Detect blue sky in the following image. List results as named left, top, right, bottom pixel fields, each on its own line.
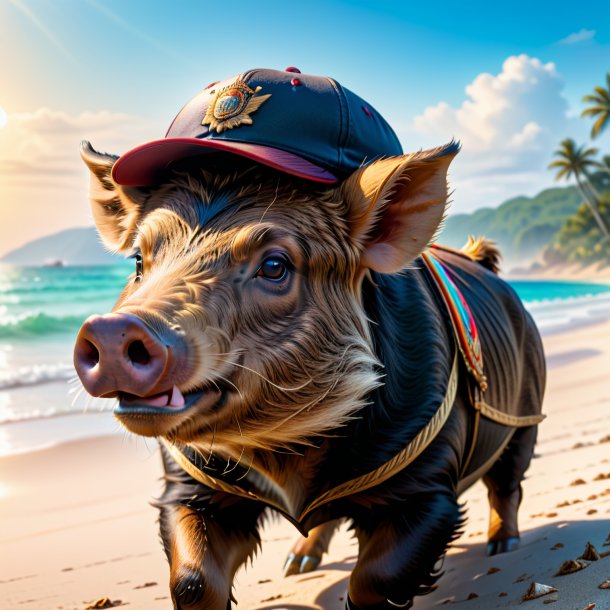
left=2, top=0, right=607, bottom=116
left=0, top=0, right=609, bottom=254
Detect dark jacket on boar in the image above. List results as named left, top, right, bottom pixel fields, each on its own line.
left=75, top=70, right=545, bottom=610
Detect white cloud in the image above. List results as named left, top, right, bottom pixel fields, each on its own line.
left=407, top=54, right=588, bottom=212
left=0, top=108, right=155, bottom=185
left=559, top=28, right=596, bottom=45
left=0, top=108, right=158, bottom=255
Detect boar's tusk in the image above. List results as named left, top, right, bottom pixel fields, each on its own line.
left=170, top=385, right=186, bottom=408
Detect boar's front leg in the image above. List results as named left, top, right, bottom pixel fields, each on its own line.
left=159, top=501, right=263, bottom=610
left=156, top=449, right=264, bottom=609
left=347, top=491, right=461, bottom=609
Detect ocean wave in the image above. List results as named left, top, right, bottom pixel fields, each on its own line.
left=0, top=403, right=114, bottom=425
left=525, top=289, right=610, bottom=312
left=0, top=312, right=85, bottom=338
left=512, top=280, right=610, bottom=305
left=0, top=362, right=75, bottom=391
left=525, top=290, right=610, bottom=334
left=0, top=281, right=124, bottom=296
left=0, top=289, right=120, bottom=306
left=0, top=266, right=129, bottom=297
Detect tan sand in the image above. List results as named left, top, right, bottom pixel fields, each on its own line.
left=1, top=319, right=610, bottom=610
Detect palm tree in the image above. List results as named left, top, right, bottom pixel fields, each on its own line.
left=548, top=138, right=609, bottom=237
left=581, top=74, right=610, bottom=139
left=597, top=154, right=610, bottom=174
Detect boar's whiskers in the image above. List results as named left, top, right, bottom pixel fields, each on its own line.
left=222, top=414, right=247, bottom=475
left=67, top=374, right=81, bottom=389
left=68, top=376, right=100, bottom=413
left=187, top=410, right=218, bottom=465
left=212, top=372, right=245, bottom=401
left=227, top=360, right=314, bottom=393
left=204, top=373, right=253, bottom=472
left=205, top=373, right=252, bottom=454
left=203, top=423, right=217, bottom=464
left=257, top=180, right=281, bottom=224
left=264, top=375, right=341, bottom=435
left=257, top=342, right=359, bottom=434
left=235, top=452, right=255, bottom=482
left=196, top=344, right=311, bottom=394
left=68, top=377, right=86, bottom=407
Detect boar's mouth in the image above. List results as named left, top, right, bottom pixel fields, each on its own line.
left=114, top=385, right=224, bottom=417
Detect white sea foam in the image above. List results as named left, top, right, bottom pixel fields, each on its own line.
left=525, top=289, right=610, bottom=335
left=0, top=362, right=75, bottom=391
left=0, top=377, right=115, bottom=425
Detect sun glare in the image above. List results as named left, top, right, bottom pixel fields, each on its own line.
left=0, top=107, right=7, bottom=129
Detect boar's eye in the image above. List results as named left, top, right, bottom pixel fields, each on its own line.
left=134, top=252, right=144, bottom=282
left=255, top=256, right=290, bottom=282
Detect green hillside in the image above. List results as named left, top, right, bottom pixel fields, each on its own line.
left=439, top=171, right=610, bottom=267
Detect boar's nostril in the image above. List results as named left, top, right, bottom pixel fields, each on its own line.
left=80, top=339, right=100, bottom=368
left=127, top=339, right=151, bottom=366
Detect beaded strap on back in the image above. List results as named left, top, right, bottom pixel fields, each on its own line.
left=421, top=250, right=488, bottom=392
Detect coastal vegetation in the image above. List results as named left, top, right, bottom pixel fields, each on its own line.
left=440, top=183, right=585, bottom=265
left=546, top=73, right=610, bottom=266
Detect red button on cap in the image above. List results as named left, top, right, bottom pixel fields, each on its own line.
left=285, top=66, right=301, bottom=73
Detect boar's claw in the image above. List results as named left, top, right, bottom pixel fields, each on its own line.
left=486, top=536, right=520, bottom=556
left=283, top=552, right=321, bottom=576
left=283, top=552, right=300, bottom=576
left=299, top=555, right=322, bottom=573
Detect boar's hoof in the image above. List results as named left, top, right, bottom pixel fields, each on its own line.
left=171, top=567, right=206, bottom=608
left=283, top=552, right=321, bottom=576
left=486, top=536, right=520, bottom=556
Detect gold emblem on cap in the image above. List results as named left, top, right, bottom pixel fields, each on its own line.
left=202, top=81, right=271, bottom=133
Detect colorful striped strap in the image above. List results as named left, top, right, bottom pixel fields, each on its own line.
left=421, top=250, right=488, bottom=392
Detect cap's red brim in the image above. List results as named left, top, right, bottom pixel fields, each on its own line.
left=111, top=138, right=338, bottom=186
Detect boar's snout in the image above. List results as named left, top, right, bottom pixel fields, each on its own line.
left=74, top=312, right=176, bottom=398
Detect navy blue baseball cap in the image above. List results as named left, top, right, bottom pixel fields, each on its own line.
left=111, top=67, right=403, bottom=187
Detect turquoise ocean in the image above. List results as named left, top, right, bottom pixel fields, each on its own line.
left=0, top=263, right=609, bottom=456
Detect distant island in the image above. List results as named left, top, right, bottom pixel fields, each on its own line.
left=1, top=227, right=124, bottom=266
left=3, top=172, right=609, bottom=270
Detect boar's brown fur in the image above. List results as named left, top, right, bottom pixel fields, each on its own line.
left=76, top=141, right=545, bottom=610
left=80, top=144, right=453, bottom=459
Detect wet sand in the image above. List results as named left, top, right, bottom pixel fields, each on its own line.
left=1, top=318, right=609, bottom=609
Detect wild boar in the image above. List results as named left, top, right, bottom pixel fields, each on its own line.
left=74, top=68, right=545, bottom=610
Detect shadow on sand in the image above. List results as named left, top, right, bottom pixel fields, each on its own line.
left=252, top=519, right=610, bottom=609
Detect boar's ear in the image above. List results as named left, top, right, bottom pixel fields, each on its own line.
left=80, top=141, right=149, bottom=254
left=342, top=141, right=459, bottom=274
